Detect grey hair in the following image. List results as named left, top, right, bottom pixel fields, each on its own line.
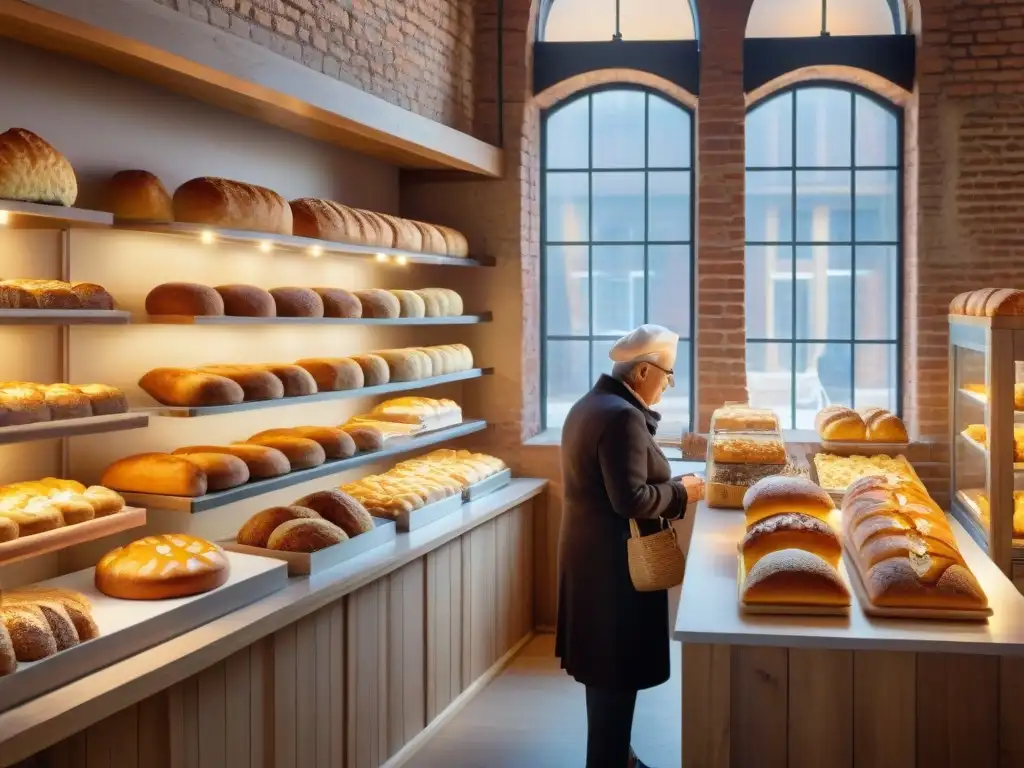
left=611, top=361, right=642, bottom=383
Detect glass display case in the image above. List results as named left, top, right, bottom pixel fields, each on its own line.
left=948, top=313, right=1024, bottom=576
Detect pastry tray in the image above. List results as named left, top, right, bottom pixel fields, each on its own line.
left=0, top=551, right=287, bottom=713
left=841, top=543, right=993, bottom=621
left=394, top=492, right=464, bottom=532
left=959, top=431, right=1024, bottom=471
left=221, top=517, right=396, bottom=576
left=808, top=453, right=923, bottom=505
left=736, top=555, right=851, bottom=617
left=463, top=469, right=512, bottom=502
left=819, top=440, right=911, bottom=456
left=0, top=507, right=147, bottom=567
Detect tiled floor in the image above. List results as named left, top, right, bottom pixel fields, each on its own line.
left=407, top=634, right=681, bottom=768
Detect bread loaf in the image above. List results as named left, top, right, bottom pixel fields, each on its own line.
left=241, top=436, right=326, bottom=470
left=4, top=588, right=99, bottom=642
left=78, top=384, right=129, bottom=415
left=0, top=128, right=77, bottom=206
left=0, top=499, right=62, bottom=536
left=376, top=213, right=422, bottom=251
left=107, top=170, right=173, bottom=221
left=237, top=505, right=321, bottom=548
left=0, top=280, right=73, bottom=310
left=354, top=289, right=401, bottom=319
left=741, top=549, right=850, bottom=606
left=349, top=354, right=390, bottom=386
left=981, top=288, right=1024, bottom=317
left=96, top=534, right=230, bottom=600
left=342, top=424, right=385, bottom=452
left=417, top=347, right=445, bottom=375
left=313, top=287, right=362, bottom=318
left=409, top=221, right=447, bottom=254
left=859, top=407, right=908, bottom=442
left=350, top=209, right=391, bottom=247
left=139, top=368, right=245, bottom=407
left=71, top=282, right=114, bottom=310
left=46, top=492, right=94, bottom=525
left=415, top=288, right=444, bottom=317
left=257, top=363, right=318, bottom=397
left=949, top=291, right=972, bottom=316
left=290, top=198, right=364, bottom=243
left=0, top=516, right=17, bottom=543
left=174, top=177, right=292, bottom=236
left=250, top=427, right=356, bottom=460
left=1, top=604, right=59, bottom=661
left=292, top=489, right=373, bottom=537
left=743, top=476, right=835, bottom=527
left=0, top=386, right=50, bottom=426
left=375, top=349, right=429, bottom=382
left=176, top=452, right=250, bottom=490
left=440, top=288, right=464, bottom=315
left=42, top=385, right=92, bottom=420
left=435, top=225, right=469, bottom=257
left=173, top=444, right=291, bottom=479
left=741, top=513, right=841, bottom=572
left=270, top=287, right=324, bottom=318
left=268, top=518, right=347, bottom=552
left=295, top=358, right=365, bottom=391
left=146, top=283, right=225, bottom=316
left=214, top=285, right=277, bottom=317
left=197, top=365, right=285, bottom=402
left=389, top=290, right=426, bottom=318
left=816, top=406, right=867, bottom=441
left=0, top=622, right=14, bottom=676
left=101, top=453, right=209, bottom=497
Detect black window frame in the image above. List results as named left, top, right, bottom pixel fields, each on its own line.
left=540, top=83, right=697, bottom=432
left=743, top=81, right=905, bottom=429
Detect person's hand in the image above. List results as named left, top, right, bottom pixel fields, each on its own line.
left=681, top=474, right=704, bottom=502
left=680, top=431, right=707, bottom=461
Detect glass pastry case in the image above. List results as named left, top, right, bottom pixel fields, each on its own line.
left=948, top=313, right=1024, bottom=577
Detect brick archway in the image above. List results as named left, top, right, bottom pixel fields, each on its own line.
left=535, top=68, right=697, bottom=111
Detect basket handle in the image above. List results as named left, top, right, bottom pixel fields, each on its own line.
left=629, top=517, right=671, bottom=539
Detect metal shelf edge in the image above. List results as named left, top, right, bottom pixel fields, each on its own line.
left=140, top=312, right=492, bottom=326
left=0, top=413, right=150, bottom=445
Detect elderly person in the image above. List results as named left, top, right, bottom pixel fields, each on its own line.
left=555, top=324, right=695, bottom=768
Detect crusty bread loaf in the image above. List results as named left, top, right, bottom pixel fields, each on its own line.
left=237, top=505, right=321, bottom=548
left=0, top=500, right=62, bottom=536
left=294, top=358, right=365, bottom=391
left=349, top=354, right=390, bottom=386
left=741, top=548, right=850, bottom=606
left=174, top=177, right=292, bottom=235
left=71, top=282, right=114, bottom=310
left=257, top=363, right=318, bottom=397
left=101, top=453, right=209, bottom=496
left=139, top=368, right=245, bottom=407
left=268, top=518, right=347, bottom=552
left=435, top=225, right=469, bottom=257
left=0, top=128, right=77, bottom=206
left=41, top=385, right=92, bottom=420
left=0, top=279, right=76, bottom=310
left=350, top=208, right=391, bottom=247
left=0, top=386, right=50, bottom=426
left=313, top=287, right=362, bottom=318
left=249, top=426, right=356, bottom=460
left=241, top=436, right=326, bottom=470
left=859, top=407, right=908, bottom=442
left=375, top=349, right=429, bottom=382
left=816, top=406, right=867, bottom=441
left=390, top=290, right=426, bottom=318
left=175, top=452, right=250, bottom=491
left=1, top=588, right=98, bottom=664
left=292, top=489, right=373, bottom=537
left=1, top=604, right=59, bottom=661
left=145, top=283, right=225, bottom=316
left=354, top=289, right=401, bottom=319
left=77, top=383, right=129, bottom=415
left=5, top=589, right=98, bottom=642
left=949, top=291, right=972, bottom=316
left=270, top=287, right=324, bottom=318
left=966, top=288, right=1001, bottom=316
left=741, top=513, right=841, bottom=572
left=375, top=213, right=422, bottom=251
left=0, top=621, right=14, bottom=675
left=743, top=476, right=835, bottom=527
left=82, top=486, right=126, bottom=517
left=290, top=198, right=364, bottom=243
left=107, top=170, right=173, bottom=221
left=96, top=534, right=230, bottom=600
left=342, top=424, right=386, bottom=452
left=173, top=444, right=291, bottom=479
left=214, top=284, right=277, bottom=317
left=197, top=365, right=285, bottom=402
left=863, top=557, right=987, bottom=610
left=409, top=221, right=447, bottom=254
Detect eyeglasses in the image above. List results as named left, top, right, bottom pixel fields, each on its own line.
left=649, top=363, right=675, bottom=388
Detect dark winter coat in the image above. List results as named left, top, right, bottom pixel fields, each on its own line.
left=554, top=375, right=685, bottom=691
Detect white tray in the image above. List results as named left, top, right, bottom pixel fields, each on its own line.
left=463, top=469, right=512, bottom=502
left=221, top=517, right=396, bottom=575
left=0, top=551, right=287, bottom=712
left=736, top=555, right=851, bottom=617
left=394, top=493, right=463, bottom=532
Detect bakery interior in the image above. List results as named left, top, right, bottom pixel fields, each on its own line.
left=2, top=0, right=1024, bottom=766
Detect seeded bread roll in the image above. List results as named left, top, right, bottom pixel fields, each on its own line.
left=71, top=282, right=114, bottom=311
left=268, top=518, right=347, bottom=552
left=0, top=604, right=59, bottom=661
left=349, top=354, right=390, bottom=386
left=197, top=365, right=284, bottom=402
left=409, top=221, right=447, bottom=254
left=743, top=476, right=836, bottom=527
left=145, top=283, right=225, bottom=316
left=354, top=289, right=401, bottom=319
left=0, top=622, right=13, bottom=676
left=4, top=588, right=99, bottom=641
left=241, top=436, right=326, bottom=470
left=270, top=287, right=324, bottom=318
left=0, top=128, right=77, bottom=206
left=173, top=444, right=291, bottom=479
left=237, top=505, right=322, bottom=548
left=101, top=453, right=209, bottom=496
left=257, top=363, right=319, bottom=397
left=139, top=368, right=244, bottom=407
left=741, top=549, right=850, bottom=606
left=389, top=290, right=426, bottom=318
left=295, top=358, right=365, bottom=391
left=313, top=287, right=362, bottom=318
left=741, top=513, right=842, bottom=572
left=107, top=169, right=173, bottom=221
left=173, top=177, right=292, bottom=236
left=292, top=489, right=374, bottom=537
left=342, top=424, right=385, bottom=452
left=214, top=284, right=277, bottom=317
left=250, top=426, right=356, bottom=460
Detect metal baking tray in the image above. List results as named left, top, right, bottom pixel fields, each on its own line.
left=463, top=469, right=512, bottom=502
left=394, top=492, right=464, bottom=532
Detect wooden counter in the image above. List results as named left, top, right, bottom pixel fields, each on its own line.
left=1, top=479, right=546, bottom=768
left=675, top=501, right=1024, bottom=768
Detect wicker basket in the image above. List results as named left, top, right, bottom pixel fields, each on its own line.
left=627, top=518, right=685, bottom=592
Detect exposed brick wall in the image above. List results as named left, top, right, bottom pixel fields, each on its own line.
left=161, top=0, right=477, bottom=134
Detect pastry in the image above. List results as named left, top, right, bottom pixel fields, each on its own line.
left=292, top=489, right=373, bottom=537
left=267, top=518, right=347, bottom=552
left=95, top=534, right=231, bottom=600
left=0, top=128, right=77, bottom=206
left=313, top=287, right=362, bottom=318
left=354, top=289, right=401, bottom=319
left=241, top=436, right=326, bottom=470
left=172, top=444, right=291, bottom=479
left=145, top=283, right=226, bottom=316
left=106, top=170, right=173, bottom=221
left=741, top=512, right=842, bottom=572
left=197, top=365, right=285, bottom=401
left=236, top=505, right=321, bottom=548
left=45, top=491, right=95, bottom=525
left=173, top=177, right=293, bottom=236
left=249, top=426, right=356, bottom=460
left=743, top=476, right=835, bottom=527
left=100, top=453, right=209, bottom=497
left=294, top=357, right=365, bottom=391
left=214, top=285, right=277, bottom=317
left=269, top=287, right=324, bottom=318
left=139, top=368, right=245, bottom=407
left=176, top=452, right=250, bottom=491
left=741, top=549, right=850, bottom=607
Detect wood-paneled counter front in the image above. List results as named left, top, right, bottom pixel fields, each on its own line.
left=676, top=501, right=1024, bottom=768
left=1, top=479, right=546, bottom=768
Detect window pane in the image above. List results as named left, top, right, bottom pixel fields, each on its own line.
left=796, top=88, right=852, bottom=168
left=592, top=90, right=646, bottom=169
left=649, top=172, right=691, bottom=241
left=746, top=245, right=793, bottom=339
left=746, top=342, right=795, bottom=429
left=855, top=246, right=898, bottom=340
left=546, top=97, right=589, bottom=170
left=654, top=340, right=692, bottom=435
left=592, top=172, right=645, bottom=241
left=746, top=0, right=897, bottom=37
left=795, top=245, right=852, bottom=340
left=855, top=170, right=899, bottom=241
left=747, top=171, right=793, bottom=242
left=747, top=93, right=793, bottom=167
left=592, top=339, right=615, bottom=380
left=855, top=343, right=898, bottom=412
left=796, top=170, right=852, bottom=242
left=546, top=340, right=591, bottom=428
left=620, top=0, right=696, bottom=41
left=812, top=342, right=853, bottom=421
left=546, top=172, right=589, bottom=242
left=592, top=245, right=645, bottom=335
left=648, top=94, right=691, bottom=168
left=855, top=95, right=898, bottom=167
left=545, top=245, right=589, bottom=336
left=648, top=245, right=692, bottom=336
left=543, top=0, right=616, bottom=41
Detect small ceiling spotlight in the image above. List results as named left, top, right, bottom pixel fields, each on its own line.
left=309, top=245, right=323, bottom=258
left=0, top=211, right=9, bottom=226
left=259, top=240, right=273, bottom=253
left=200, top=230, right=215, bottom=245
left=375, top=253, right=389, bottom=263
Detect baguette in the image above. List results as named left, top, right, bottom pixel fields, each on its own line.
left=173, top=177, right=292, bottom=236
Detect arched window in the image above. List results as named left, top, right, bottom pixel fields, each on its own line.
left=541, top=0, right=697, bottom=42
left=744, top=85, right=902, bottom=429
left=543, top=87, right=695, bottom=432
left=746, top=0, right=904, bottom=38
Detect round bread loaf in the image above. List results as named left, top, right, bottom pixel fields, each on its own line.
left=270, top=287, right=324, bottom=318
left=0, top=516, right=17, bottom=542
left=177, top=452, right=250, bottom=491
left=173, top=444, right=291, bottom=479
left=145, top=283, right=225, bottom=317
left=342, top=425, right=385, bottom=452
left=349, top=354, right=390, bottom=387
left=258, top=363, right=318, bottom=397
left=743, top=476, right=835, bottom=527
left=294, top=358, right=365, bottom=391
left=267, top=518, right=347, bottom=553
left=389, top=290, right=426, bottom=318
left=107, top=170, right=173, bottom=221
left=0, top=604, right=59, bottom=661
left=292, top=489, right=373, bottom=537
left=95, top=534, right=230, bottom=600
left=741, top=513, right=841, bottom=572
left=237, top=505, right=321, bottom=548
left=240, top=436, right=326, bottom=470
left=742, top=548, right=849, bottom=606
left=354, top=289, right=401, bottom=319
left=101, top=453, right=209, bottom=497
left=138, top=368, right=244, bottom=407
left=214, top=284, right=277, bottom=317
left=198, top=366, right=285, bottom=402
left=313, top=287, right=362, bottom=319
left=250, top=427, right=356, bottom=460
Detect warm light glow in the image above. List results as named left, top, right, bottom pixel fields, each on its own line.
left=543, top=0, right=696, bottom=42
left=259, top=240, right=273, bottom=253
left=746, top=0, right=897, bottom=37
left=375, top=253, right=389, bottom=263
left=309, top=245, right=323, bottom=258
left=200, top=230, right=215, bottom=244
left=396, top=255, right=408, bottom=266
left=0, top=210, right=8, bottom=225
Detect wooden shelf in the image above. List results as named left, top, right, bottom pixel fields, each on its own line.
left=143, top=312, right=492, bottom=326
left=958, top=431, right=1024, bottom=472
left=958, top=387, right=1024, bottom=421
left=0, top=199, right=112, bottom=229
left=114, top=220, right=493, bottom=267
left=145, top=368, right=492, bottom=418
left=119, top=419, right=488, bottom=513
left=0, top=309, right=130, bottom=325
left=0, top=507, right=145, bottom=567
left=0, top=412, right=149, bottom=445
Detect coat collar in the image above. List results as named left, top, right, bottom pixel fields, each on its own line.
left=593, top=375, right=662, bottom=435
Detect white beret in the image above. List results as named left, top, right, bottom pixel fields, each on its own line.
left=608, top=324, right=679, bottom=370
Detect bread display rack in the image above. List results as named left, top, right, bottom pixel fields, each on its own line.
left=0, top=199, right=112, bottom=229
left=0, top=506, right=145, bottom=567
left=144, top=311, right=492, bottom=327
